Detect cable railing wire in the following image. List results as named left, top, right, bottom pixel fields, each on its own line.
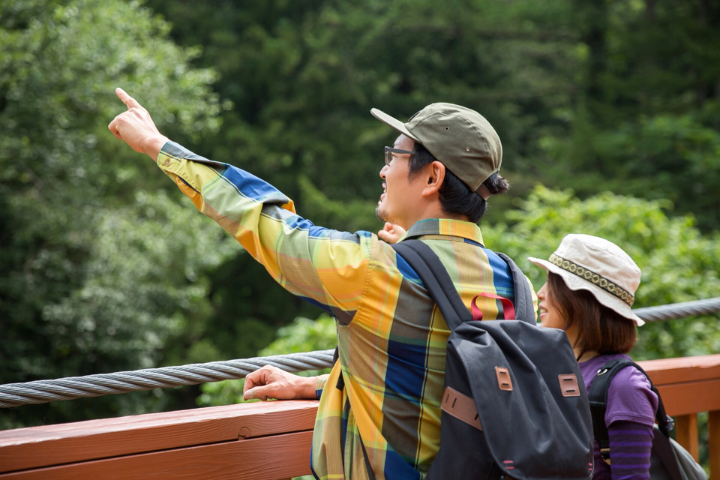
left=0, top=350, right=335, bottom=408
left=1, top=297, right=719, bottom=409
left=632, top=297, right=720, bottom=323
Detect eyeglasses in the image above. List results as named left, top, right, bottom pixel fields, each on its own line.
left=384, top=146, right=414, bottom=166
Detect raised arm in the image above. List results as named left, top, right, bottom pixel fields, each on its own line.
left=109, top=89, right=372, bottom=321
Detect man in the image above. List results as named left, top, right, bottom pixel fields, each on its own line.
left=109, top=89, right=535, bottom=480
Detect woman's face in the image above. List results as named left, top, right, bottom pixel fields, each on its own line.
left=537, top=282, right=566, bottom=330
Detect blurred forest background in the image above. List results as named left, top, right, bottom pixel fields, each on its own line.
left=1, top=0, right=719, bottom=455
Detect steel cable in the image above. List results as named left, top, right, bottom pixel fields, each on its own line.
left=0, top=349, right=335, bottom=408
left=633, top=297, right=720, bottom=323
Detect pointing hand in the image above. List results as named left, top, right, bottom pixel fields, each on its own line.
left=108, top=88, right=168, bottom=159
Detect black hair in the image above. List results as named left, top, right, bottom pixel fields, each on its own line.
left=408, top=142, right=509, bottom=223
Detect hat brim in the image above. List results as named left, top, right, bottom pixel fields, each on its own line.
left=528, top=256, right=645, bottom=326
left=370, top=108, right=420, bottom=142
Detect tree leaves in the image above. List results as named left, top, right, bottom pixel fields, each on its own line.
left=0, top=0, right=222, bottom=427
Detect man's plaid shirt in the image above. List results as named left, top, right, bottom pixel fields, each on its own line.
left=156, top=142, right=537, bottom=480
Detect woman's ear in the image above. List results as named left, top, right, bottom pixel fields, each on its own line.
left=422, top=161, right=445, bottom=197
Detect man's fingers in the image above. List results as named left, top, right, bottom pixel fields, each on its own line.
left=244, top=366, right=276, bottom=394
left=116, top=87, right=142, bottom=110
left=108, top=118, right=122, bottom=139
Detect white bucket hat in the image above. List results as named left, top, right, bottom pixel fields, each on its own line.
left=528, top=234, right=644, bottom=326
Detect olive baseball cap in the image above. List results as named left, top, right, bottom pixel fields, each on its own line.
left=371, top=103, right=502, bottom=199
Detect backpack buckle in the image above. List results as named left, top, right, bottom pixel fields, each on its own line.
left=665, top=415, right=675, bottom=431
left=600, top=447, right=611, bottom=465
left=558, top=374, right=580, bottom=397
left=495, top=367, right=513, bottom=391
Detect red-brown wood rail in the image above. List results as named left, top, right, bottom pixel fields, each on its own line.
left=639, top=353, right=720, bottom=475
left=0, top=400, right=318, bottom=479
left=0, top=354, right=718, bottom=479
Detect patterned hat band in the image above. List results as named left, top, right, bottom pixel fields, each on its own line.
left=548, top=254, right=635, bottom=307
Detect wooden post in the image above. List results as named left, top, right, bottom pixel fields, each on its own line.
left=709, top=410, right=720, bottom=478
left=675, top=414, right=699, bottom=462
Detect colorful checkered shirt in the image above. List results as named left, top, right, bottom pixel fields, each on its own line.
left=156, top=142, right=537, bottom=480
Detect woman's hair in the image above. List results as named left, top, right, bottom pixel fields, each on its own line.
left=547, top=272, right=637, bottom=359
left=408, top=142, right=509, bottom=223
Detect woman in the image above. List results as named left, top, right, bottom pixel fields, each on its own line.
left=528, top=234, right=657, bottom=480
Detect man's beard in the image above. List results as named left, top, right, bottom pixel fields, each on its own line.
left=376, top=205, right=389, bottom=223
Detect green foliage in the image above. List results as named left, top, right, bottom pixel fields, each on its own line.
left=0, top=0, right=223, bottom=427
left=542, top=0, right=720, bottom=230
left=41, top=191, right=235, bottom=375
left=297, top=176, right=378, bottom=234
left=260, top=314, right=337, bottom=356
left=147, top=0, right=577, bottom=197
left=542, top=106, right=720, bottom=231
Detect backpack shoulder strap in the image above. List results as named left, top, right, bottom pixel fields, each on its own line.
left=392, top=240, right=471, bottom=331
left=588, top=358, right=677, bottom=474
left=495, top=252, right=536, bottom=324
left=588, top=358, right=633, bottom=463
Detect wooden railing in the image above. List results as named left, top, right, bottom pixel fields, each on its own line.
left=1, top=354, right=719, bottom=479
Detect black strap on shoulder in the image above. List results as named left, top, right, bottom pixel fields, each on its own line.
left=495, top=252, right=536, bottom=324
left=588, top=358, right=677, bottom=477
left=392, top=240, right=471, bottom=331
left=651, top=427, right=684, bottom=480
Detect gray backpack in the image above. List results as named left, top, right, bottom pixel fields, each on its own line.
left=588, top=359, right=707, bottom=480
left=390, top=240, right=594, bottom=480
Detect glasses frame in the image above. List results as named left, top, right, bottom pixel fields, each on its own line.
left=384, top=146, right=414, bottom=166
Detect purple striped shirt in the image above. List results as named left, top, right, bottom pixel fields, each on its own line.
left=579, top=354, right=658, bottom=480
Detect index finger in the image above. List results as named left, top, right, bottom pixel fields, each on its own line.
left=115, top=87, right=142, bottom=110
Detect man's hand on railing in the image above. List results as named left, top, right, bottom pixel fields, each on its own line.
left=243, top=365, right=319, bottom=401
left=108, top=88, right=169, bottom=161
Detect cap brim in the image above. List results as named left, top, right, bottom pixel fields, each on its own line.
left=528, top=256, right=645, bottom=327
left=370, top=108, right=420, bottom=142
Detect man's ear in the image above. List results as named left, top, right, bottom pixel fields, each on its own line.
left=421, top=161, right=445, bottom=197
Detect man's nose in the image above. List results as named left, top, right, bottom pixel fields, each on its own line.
left=379, top=165, right=388, bottom=178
